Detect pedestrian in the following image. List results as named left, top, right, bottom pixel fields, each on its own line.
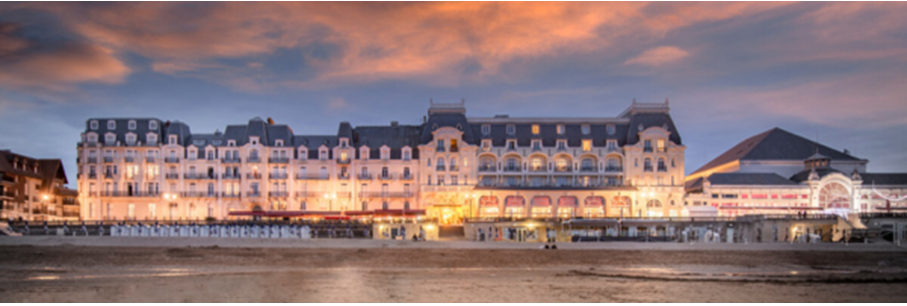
left=551, top=244, right=558, bottom=250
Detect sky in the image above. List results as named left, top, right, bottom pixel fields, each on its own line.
left=1, top=2, right=906, bottom=186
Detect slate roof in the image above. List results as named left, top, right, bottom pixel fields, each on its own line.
left=692, top=127, right=863, bottom=176
left=624, top=112, right=682, bottom=145
left=0, top=150, right=68, bottom=185
left=422, top=113, right=475, bottom=145
left=708, top=173, right=800, bottom=186
left=858, top=173, right=907, bottom=186
left=789, top=168, right=844, bottom=183
left=352, top=125, right=422, bottom=159
left=84, top=118, right=164, bottom=145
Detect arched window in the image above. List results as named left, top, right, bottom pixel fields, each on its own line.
left=556, top=157, right=570, bottom=172
left=530, top=157, right=544, bottom=171
left=581, top=158, right=594, bottom=171
left=644, top=158, right=653, bottom=172
left=449, top=157, right=458, bottom=170
left=647, top=199, right=662, bottom=208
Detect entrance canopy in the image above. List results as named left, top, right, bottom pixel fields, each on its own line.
left=505, top=196, right=525, bottom=207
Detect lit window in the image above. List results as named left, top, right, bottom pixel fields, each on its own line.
left=582, top=140, right=592, bottom=152
left=531, top=125, right=539, bottom=134
left=557, top=124, right=565, bottom=134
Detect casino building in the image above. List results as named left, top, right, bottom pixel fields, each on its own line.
left=76, top=100, right=686, bottom=223
left=684, top=128, right=907, bottom=217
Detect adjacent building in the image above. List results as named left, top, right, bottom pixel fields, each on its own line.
left=77, top=100, right=686, bottom=223
left=0, top=150, right=79, bottom=221
left=685, top=128, right=907, bottom=217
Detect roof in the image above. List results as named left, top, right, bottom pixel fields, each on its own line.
left=0, top=150, right=68, bottom=186
left=708, top=173, right=800, bottom=186
left=859, top=173, right=907, bottom=186
left=789, top=168, right=843, bottom=183
left=692, top=127, right=863, bottom=175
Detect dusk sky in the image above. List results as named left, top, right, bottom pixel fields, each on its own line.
left=1, top=2, right=905, bottom=186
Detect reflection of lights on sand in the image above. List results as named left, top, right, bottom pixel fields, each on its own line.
left=29, top=275, right=60, bottom=280
left=425, top=224, right=434, bottom=230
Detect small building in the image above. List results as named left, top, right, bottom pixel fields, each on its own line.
left=685, top=128, right=907, bottom=217
left=0, top=150, right=79, bottom=221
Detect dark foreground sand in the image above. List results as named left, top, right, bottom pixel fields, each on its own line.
left=1, top=237, right=907, bottom=302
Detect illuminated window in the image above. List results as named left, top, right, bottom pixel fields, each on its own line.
left=582, top=140, right=592, bottom=152
left=531, top=125, right=540, bottom=134
left=557, top=124, right=565, bottom=134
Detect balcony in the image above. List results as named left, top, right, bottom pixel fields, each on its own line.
left=643, top=166, right=653, bottom=172
left=247, top=191, right=261, bottom=197
left=247, top=157, right=261, bottom=163
left=528, top=167, right=546, bottom=173
left=222, top=192, right=241, bottom=198
left=358, top=173, right=373, bottom=180
left=449, top=165, right=459, bottom=171
left=269, top=191, right=288, bottom=197
left=184, top=173, right=214, bottom=180
left=606, top=146, right=621, bottom=153
left=164, top=157, right=180, bottom=163
left=338, top=173, right=350, bottom=180
left=502, top=166, right=521, bottom=172
left=436, top=165, right=446, bottom=171
left=644, top=147, right=653, bottom=153
left=101, top=191, right=159, bottom=197
left=222, top=173, right=240, bottom=180
left=360, top=192, right=412, bottom=198
left=145, top=157, right=156, bottom=163
left=579, top=166, right=597, bottom=173
left=478, top=165, right=496, bottom=172
left=88, top=173, right=97, bottom=179
left=222, top=157, right=241, bottom=163
left=378, top=173, right=393, bottom=180
left=336, top=158, right=351, bottom=164
left=296, top=173, right=329, bottom=180
left=268, top=157, right=289, bottom=163
left=181, top=191, right=203, bottom=197
left=124, top=156, right=135, bottom=163
left=605, top=166, right=623, bottom=172
left=246, top=173, right=262, bottom=179
left=657, top=166, right=667, bottom=172
left=295, top=192, right=320, bottom=198
left=269, top=173, right=288, bottom=179
left=554, top=167, right=573, bottom=173
left=87, top=157, right=98, bottom=163
left=104, top=173, right=114, bottom=179
left=165, top=173, right=179, bottom=179
left=103, top=156, right=114, bottom=163
left=401, top=173, right=413, bottom=180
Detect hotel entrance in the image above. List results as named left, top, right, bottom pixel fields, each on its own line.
left=428, top=204, right=464, bottom=225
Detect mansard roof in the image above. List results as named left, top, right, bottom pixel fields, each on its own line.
left=860, top=173, right=907, bottom=186
left=709, top=172, right=800, bottom=186
left=352, top=125, right=422, bottom=159
left=692, top=127, right=864, bottom=176
left=421, top=112, right=475, bottom=145
left=84, top=118, right=164, bottom=145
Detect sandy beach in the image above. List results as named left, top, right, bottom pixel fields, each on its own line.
left=1, top=236, right=906, bottom=302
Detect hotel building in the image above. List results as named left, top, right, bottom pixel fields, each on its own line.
left=76, top=100, right=686, bottom=223
left=684, top=128, right=907, bottom=217
left=0, top=150, right=79, bottom=221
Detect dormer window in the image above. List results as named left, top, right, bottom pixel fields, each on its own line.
left=192, top=140, right=205, bottom=147
left=506, top=124, right=515, bottom=135
left=531, top=125, right=540, bottom=135
left=227, top=140, right=236, bottom=147
left=125, top=134, right=137, bottom=145
left=105, top=133, right=116, bottom=145
left=557, top=124, right=565, bottom=135
left=657, top=139, right=666, bottom=152
left=402, top=148, right=412, bottom=161
left=299, top=149, right=308, bottom=160
left=606, top=140, right=618, bottom=150
left=147, top=134, right=158, bottom=145
left=107, top=120, right=116, bottom=130
left=556, top=139, right=567, bottom=150
left=607, top=124, right=615, bottom=135
left=90, top=120, right=99, bottom=130
left=531, top=139, right=542, bottom=151
left=87, top=133, right=98, bottom=143
left=481, top=124, right=491, bottom=135
left=380, top=148, right=390, bottom=160
left=169, top=135, right=178, bottom=145
left=481, top=139, right=491, bottom=151
left=582, top=139, right=592, bottom=152
left=128, top=120, right=136, bottom=130
left=340, top=139, right=348, bottom=148
left=360, top=148, right=370, bottom=160
left=581, top=124, right=591, bottom=135
left=643, top=140, right=653, bottom=152
left=275, top=140, right=284, bottom=147
left=149, top=121, right=158, bottom=130
left=319, top=149, right=328, bottom=160
left=506, top=139, right=516, bottom=151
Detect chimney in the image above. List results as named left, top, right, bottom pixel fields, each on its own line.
left=390, top=121, right=398, bottom=127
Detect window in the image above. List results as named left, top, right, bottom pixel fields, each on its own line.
left=105, top=134, right=116, bottom=144
left=582, top=140, right=592, bottom=152
left=128, top=120, right=136, bottom=130
left=340, top=139, right=348, bottom=147
left=481, top=140, right=491, bottom=150
left=643, top=140, right=653, bottom=152
left=437, top=175, right=445, bottom=186
left=380, top=148, right=389, bottom=160
left=125, top=134, right=137, bottom=145
left=581, top=124, right=591, bottom=135
left=169, top=135, right=177, bottom=145
left=403, top=167, right=411, bottom=178
left=436, top=157, right=445, bottom=171
left=671, top=158, right=675, bottom=167
left=149, top=120, right=158, bottom=130
left=531, top=139, right=542, bottom=151
left=193, top=139, right=205, bottom=146
left=607, top=124, right=615, bottom=135
left=506, top=124, right=515, bottom=135
left=107, top=120, right=116, bottom=130
left=481, top=124, right=491, bottom=135
left=87, top=133, right=98, bottom=143
left=147, top=134, right=158, bottom=145
left=90, top=120, right=99, bottom=130
left=451, top=176, right=458, bottom=185
left=275, top=140, right=284, bottom=146
left=530, top=157, right=544, bottom=171
left=436, top=140, right=445, bottom=152
left=556, top=140, right=567, bottom=150
left=657, top=158, right=666, bottom=171
left=657, top=139, right=666, bottom=152
left=402, top=148, right=411, bottom=161
left=556, top=124, right=565, bottom=135
left=644, top=158, right=653, bottom=172
left=450, top=139, right=458, bottom=152
left=506, top=140, right=516, bottom=150
left=531, top=124, right=540, bottom=134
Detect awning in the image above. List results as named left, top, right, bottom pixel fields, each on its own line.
left=718, top=206, right=823, bottom=210
left=228, top=210, right=342, bottom=217
left=479, top=196, right=499, bottom=206
left=583, top=196, right=604, bottom=206
left=505, top=196, right=525, bottom=207
left=228, top=210, right=264, bottom=216
left=531, top=196, right=551, bottom=206
left=372, top=209, right=427, bottom=216
left=558, top=196, right=578, bottom=207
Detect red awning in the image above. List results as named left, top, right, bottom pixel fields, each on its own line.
left=228, top=210, right=265, bottom=216
left=479, top=196, right=499, bottom=206
left=558, top=196, right=578, bottom=207
left=531, top=196, right=551, bottom=206
left=505, top=196, right=525, bottom=207
left=718, top=206, right=823, bottom=210
left=584, top=196, right=604, bottom=206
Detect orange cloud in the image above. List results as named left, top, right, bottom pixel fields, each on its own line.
left=0, top=22, right=130, bottom=93
left=624, top=46, right=689, bottom=66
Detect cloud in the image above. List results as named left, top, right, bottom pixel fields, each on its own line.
left=624, top=46, right=690, bottom=66
left=0, top=22, right=130, bottom=93
left=326, top=97, right=348, bottom=110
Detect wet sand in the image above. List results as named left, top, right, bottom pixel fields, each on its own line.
left=1, top=237, right=907, bottom=302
